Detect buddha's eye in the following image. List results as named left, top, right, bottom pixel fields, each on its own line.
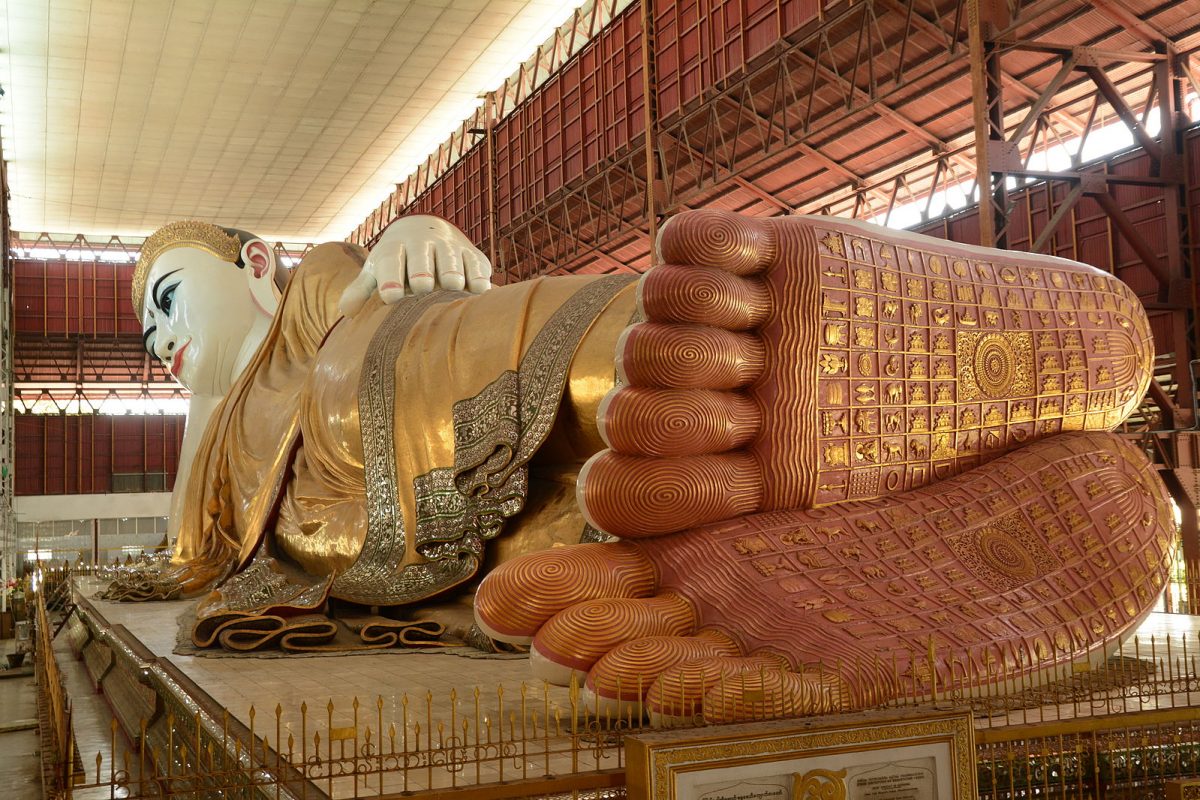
left=158, top=282, right=179, bottom=314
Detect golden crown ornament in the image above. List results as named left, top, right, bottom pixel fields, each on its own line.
left=133, top=221, right=242, bottom=313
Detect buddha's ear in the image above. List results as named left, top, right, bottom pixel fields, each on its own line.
left=240, top=238, right=281, bottom=315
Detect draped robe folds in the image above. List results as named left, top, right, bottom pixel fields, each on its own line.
left=174, top=243, right=636, bottom=631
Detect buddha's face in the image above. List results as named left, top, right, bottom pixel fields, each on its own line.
left=141, top=245, right=268, bottom=396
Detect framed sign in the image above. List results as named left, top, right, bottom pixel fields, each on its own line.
left=626, top=708, right=976, bottom=800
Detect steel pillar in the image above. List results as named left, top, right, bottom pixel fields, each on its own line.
left=968, top=0, right=1010, bottom=248
left=639, top=0, right=660, bottom=267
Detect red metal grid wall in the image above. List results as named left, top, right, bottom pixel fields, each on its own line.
left=497, top=10, right=645, bottom=230
left=12, top=258, right=138, bottom=337
left=655, top=0, right=822, bottom=118
left=14, top=414, right=184, bottom=496
left=912, top=132, right=1199, bottom=358
left=406, top=147, right=489, bottom=249
left=393, top=0, right=828, bottom=257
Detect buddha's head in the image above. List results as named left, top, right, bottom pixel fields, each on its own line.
left=134, top=221, right=284, bottom=396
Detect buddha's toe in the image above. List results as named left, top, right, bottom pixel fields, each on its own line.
left=644, top=653, right=788, bottom=724
left=578, top=630, right=743, bottom=718
left=701, top=666, right=855, bottom=724
left=474, top=542, right=655, bottom=645
left=530, top=593, right=697, bottom=683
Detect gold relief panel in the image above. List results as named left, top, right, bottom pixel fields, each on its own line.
left=849, top=237, right=872, bottom=262
left=855, top=353, right=875, bottom=378
left=879, top=269, right=900, bottom=294
left=957, top=331, right=1035, bottom=402
left=820, top=231, right=845, bottom=257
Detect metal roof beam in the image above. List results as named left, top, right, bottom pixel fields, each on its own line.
left=876, top=0, right=1087, bottom=136
left=787, top=50, right=980, bottom=180
left=995, top=40, right=1166, bottom=62
left=1086, top=0, right=1173, bottom=49
left=705, top=89, right=911, bottom=213
left=1081, top=64, right=1165, bottom=164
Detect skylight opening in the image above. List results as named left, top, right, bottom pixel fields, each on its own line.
left=870, top=93, right=1199, bottom=232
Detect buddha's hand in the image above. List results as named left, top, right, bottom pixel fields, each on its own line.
left=338, top=215, right=492, bottom=316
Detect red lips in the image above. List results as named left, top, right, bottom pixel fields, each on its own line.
left=170, top=341, right=190, bottom=377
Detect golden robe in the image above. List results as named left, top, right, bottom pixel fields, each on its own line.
left=174, top=242, right=636, bottom=609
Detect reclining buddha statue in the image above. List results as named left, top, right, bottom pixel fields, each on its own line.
left=108, top=208, right=1173, bottom=720
left=110, top=214, right=636, bottom=648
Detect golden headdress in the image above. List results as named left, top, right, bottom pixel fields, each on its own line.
left=133, top=221, right=243, bottom=313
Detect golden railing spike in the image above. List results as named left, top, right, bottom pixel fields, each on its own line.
left=166, top=715, right=175, bottom=779
left=542, top=679, right=553, bottom=776
left=31, top=554, right=1200, bottom=799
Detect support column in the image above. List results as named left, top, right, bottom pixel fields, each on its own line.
left=968, top=0, right=1010, bottom=248
left=0, top=135, right=14, bottom=608
left=640, top=0, right=660, bottom=267
left=484, top=91, right=499, bottom=275
left=1165, top=434, right=1200, bottom=613
left=1153, top=45, right=1197, bottom=415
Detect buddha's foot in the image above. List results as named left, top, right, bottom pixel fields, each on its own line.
left=101, top=558, right=224, bottom=602
left=478, top=433, right=1174, bottom=722
left=580, top=209, right=1153, bottom=539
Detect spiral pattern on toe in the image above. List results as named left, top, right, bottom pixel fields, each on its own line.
left=702, top=669, right=854, bottom=724
left=599, top=388, right=761, bottom=457
left=579, top=452, right=763, bottom=538
left=617, top=324, right=765, bottom=389
left=645, top=654, right=787, bottom=718
left=474, top=542, right=655, bottom=640
left=638, top=265, right=771, bottom=330
left=533, top=594, right=696, bottom=672
left=658, top=209, right=776, bottom=275
left=588, top=634, right=742, bottom=701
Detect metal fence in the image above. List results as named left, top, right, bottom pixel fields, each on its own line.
left=35, top=574, right=1200, bottom=799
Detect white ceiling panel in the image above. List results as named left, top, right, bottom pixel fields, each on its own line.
left=0, top=0, right=586, bottom=242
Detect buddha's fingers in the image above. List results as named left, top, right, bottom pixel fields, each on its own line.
left=531, top=594, right=697, bottom=684
left=473, top=542, right=655, bottom=646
